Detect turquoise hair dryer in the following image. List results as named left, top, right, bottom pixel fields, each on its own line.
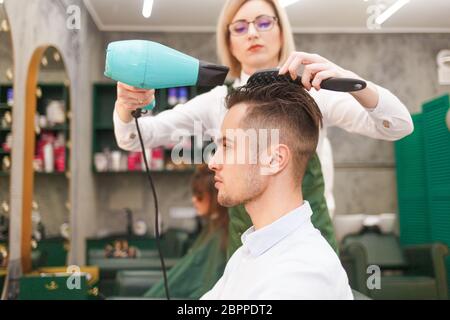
left=104, top=40, right=229, bottom=110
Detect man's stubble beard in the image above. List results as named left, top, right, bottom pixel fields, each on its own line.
left=217, top=165, right=264, bottom=207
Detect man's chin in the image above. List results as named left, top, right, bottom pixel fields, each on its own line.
left=218, top=193, right=240, bottom=208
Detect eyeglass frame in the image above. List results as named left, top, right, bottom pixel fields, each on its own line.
left=228, top=15, right=279, bottom=37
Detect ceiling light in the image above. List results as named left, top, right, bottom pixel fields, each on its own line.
left=375, top=0, right=410, bottom=25
left=142, top=0, right=154, bottom=18
left=1, top=19, right=8, bottom=32
left=53, top=51, right=61, bottom=62
left=41, top=56, right=48, bottom=67
left=6, top=67, right=12, bottom=81
left=280, top=0, right=300, bottom=8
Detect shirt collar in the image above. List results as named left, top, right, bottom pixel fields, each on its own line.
left=241, top=201, right=313, bottom=257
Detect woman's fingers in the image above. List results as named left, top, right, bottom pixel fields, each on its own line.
left=279, top=53, right=296, bottom=74
left=302, top=63, right=329, bottom=91
left=287, top=56, right=302, bottom=81
left=280, top=52, right=328, bottom=73
left=118, top=81, right=151, bottom=93
left=279, top=52, right=330, bottom=90
left=279, top=53, right=352, bottom=91
left=311, top=70, right=336, bottom=91
left=117, top=82, right=155, bottom=110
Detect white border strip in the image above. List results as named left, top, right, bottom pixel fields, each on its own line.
left=84, top=0, right=450, bottom=34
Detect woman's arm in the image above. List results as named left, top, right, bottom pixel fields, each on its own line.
left=315, top=82, right=413, bottom=141
left=113, top=85, right=227, bottom=151
left=280, top=52, right=414, bottom=140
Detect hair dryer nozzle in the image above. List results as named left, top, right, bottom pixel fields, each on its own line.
left=197, top=61, right=229, bottom=87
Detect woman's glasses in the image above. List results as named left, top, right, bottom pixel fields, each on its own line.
left=228, top=15, right=278, bottom=36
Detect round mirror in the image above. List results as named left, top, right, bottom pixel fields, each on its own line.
left=21, top=46, right=71, bottom=273
left=0, top=2, right=13, bottom=295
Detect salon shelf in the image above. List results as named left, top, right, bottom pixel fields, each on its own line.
left=0, top=85, right=13, bottom=108
left=94, top=125, right=114, bottom=130
left=92, top=83, right=216, bottom=174
left=34, top=83, right=71, bottom=178
left=34, top=172, right=67, bottom=175
left=93, top=168, right=196, bottom=175
left=38, top=125, right=69, bottom=132
left=0, top=104, right=12, bottom=110
left=0, top=127, right=11, bottom=132
left=0, top=149, right=10, bottom=155
left=0, top=171, right=67, bottom=177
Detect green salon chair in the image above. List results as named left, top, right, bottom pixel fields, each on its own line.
left=340, top=230, right=448, bottom=300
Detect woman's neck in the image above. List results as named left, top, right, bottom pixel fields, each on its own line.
left=242, top=60, right=279, bottom=76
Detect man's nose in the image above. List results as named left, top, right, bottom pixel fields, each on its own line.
left=208, top=152, right=219, bottom=171
left=208, top=151, right=220, bottom=171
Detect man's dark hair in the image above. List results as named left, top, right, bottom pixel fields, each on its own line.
left=225, top=82, right=323, bottom=182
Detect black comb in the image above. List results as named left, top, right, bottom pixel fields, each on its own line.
left=247, top=68, right=367, bottom=92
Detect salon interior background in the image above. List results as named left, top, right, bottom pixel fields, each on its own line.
left=1, top=0, right=449, bottom=264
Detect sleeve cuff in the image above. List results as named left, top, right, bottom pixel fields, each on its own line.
left=113, top=108, right=137, bottom=132
left=364, top=84, right=391, bottom=118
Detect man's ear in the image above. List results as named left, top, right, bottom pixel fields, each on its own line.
left=260, top=144, right=290, bottom=176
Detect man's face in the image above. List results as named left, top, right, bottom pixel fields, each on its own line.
left=208, top=103, right=268, bottom=207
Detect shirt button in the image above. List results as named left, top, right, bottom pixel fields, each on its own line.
left=383, top=120, right=391, bottom=128
left=129, top=133, right=137, bottom=139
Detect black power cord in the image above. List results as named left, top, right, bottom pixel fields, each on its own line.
left=131, top=108, right=171, bottom=300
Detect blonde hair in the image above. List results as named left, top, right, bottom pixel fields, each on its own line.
left=217, top=0, right=296, bottom=79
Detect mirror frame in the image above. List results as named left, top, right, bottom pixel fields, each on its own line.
left=22, top=45, right=71, bottom=273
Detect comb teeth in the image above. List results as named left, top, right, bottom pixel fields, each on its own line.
left=247, top=68, right=300, bottom=86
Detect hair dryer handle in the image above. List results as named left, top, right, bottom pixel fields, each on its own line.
left=143, top=100, right=156, bottom=111
left=320, top=78, right=367, bottom=92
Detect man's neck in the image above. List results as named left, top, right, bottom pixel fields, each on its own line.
left=245, top=179, right=304, bottom=230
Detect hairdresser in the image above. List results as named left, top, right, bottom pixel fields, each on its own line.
left=113, top=0, right=413, bottom=256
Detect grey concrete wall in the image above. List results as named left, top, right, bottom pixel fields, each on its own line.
left=294, top=33, right=450, bottom=215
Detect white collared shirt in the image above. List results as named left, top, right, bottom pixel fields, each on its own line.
left=201, top=202, right=354, bottom=300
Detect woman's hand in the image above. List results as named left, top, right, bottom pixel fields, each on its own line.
left=116, top=82, right=155, bottom=110
left=115, top=82, right=155, bottom=123
left=279, top=52, right=379, bottom=108
left=279, top=52, right=361, bottom=91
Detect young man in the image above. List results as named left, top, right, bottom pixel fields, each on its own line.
left=202, top=81, right=353, bottom=300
